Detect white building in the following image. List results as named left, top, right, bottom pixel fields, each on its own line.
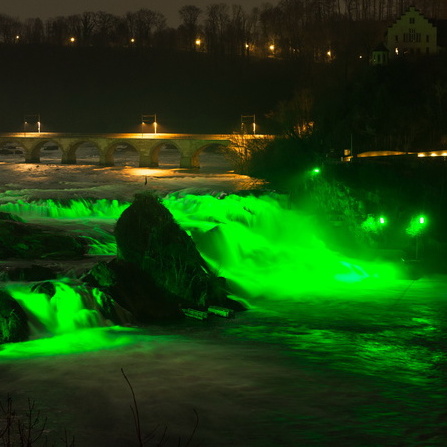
left=386, top=6, right=437, bottom=56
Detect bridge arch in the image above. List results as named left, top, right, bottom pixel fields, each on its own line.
left=191, top=142, right=232, bottom=170
left=0, top=140, right=27, bottom=162
left=149, top=141, right=182, bottom=168
left=103, top=140, right=140, bottom=166
left=29, top=139, right=63, bottom=164
left=65, top=140, right=101, bottom=165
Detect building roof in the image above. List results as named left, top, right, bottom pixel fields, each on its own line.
left=373, top=42, right=389, bottom=52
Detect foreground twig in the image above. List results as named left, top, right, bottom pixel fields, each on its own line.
left=121, top=368, right=200, bottom=446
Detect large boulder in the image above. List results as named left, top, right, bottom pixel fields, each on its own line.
left=0, top=290, right=29, bottom=344
left=85, top=192, right=229, bottom=323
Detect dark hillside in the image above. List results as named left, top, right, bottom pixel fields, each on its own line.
left=0, top=46, right=302, bottom=134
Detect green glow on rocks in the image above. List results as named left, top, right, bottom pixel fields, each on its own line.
left=361, top=215, right=387, bottom=233
left=1, top=194, right=401, bottom=315
left=406, top=215, right=428, bottom=237
left=0, top=199, right=126, bottom=255
left=5, top=280, right=107, bottom=335
left=163, top=193, right=400, bottom=301
left=0, top=199, right=129, bottom=220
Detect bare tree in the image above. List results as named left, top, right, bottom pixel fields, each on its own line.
left=0, top=14, right=21, bottom=44
left=179, top=5, right=202, bottom=51
left=205, top=3, right=230, bottom=55
left=23, top=18, right=45, bottom=44
left=92, top=11, right=120, bottom=46
left=80, top=12, right=96, bottom=45
left=125, top=9, right=166, bottom=47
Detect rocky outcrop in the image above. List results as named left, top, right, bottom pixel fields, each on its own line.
left=0, top=214, right=88, bottom=260
left=0, top=290, right=29, bottom=344
left=84, top=192, right=230, bottom=323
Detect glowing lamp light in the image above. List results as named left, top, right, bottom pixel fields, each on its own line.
left=70, top=37, right=76, bottom=43
left=379, top=216, right=386, bottom=225
left=406, top=215, right=428, bottom=236
left=269, top=44, right=275, bottom=51
left=130, top=38, right=135, bottom=43
left=195, top=38, right=201, bottom=46
left=312, top=168, right=321, bottom=174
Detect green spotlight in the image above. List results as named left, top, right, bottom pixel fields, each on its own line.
left=379, top=216, right=386, bottom=225
left=406, top=215, right=428, bottom=237
left=312, top=167, right=321, bottom=174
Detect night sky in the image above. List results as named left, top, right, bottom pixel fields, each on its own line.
left=1, top=0, right=263, bottom=26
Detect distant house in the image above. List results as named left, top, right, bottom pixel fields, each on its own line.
left=371, top=42, right=389, bottom=65
left=386, top=6, right=437, bottom=56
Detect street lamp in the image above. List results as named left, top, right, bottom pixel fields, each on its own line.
left=141, top=114, right=157, bottom=136
left=241, top=114, right=256, bottom=134
left=24, top=114, right=41, bottom=134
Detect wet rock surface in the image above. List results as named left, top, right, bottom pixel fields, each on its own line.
left=0, top=290, right=29, bottom=343
left=85, top=192, right=232, bottom=323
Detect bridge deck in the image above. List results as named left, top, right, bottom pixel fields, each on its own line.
left=0, top=132, right=241, bottom=140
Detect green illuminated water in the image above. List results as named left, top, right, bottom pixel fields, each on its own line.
left=2, top=193, right=402, bottom=307
left=164, top=193, right=400, bottom=301
left=5, top=279, right=110, bottom=335
left=1, top=193, right=401, bottom=305
left=0, top=192, right=444, bottom=446
left=0, top=198, right=128, bottom=220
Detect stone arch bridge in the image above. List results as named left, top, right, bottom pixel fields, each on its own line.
left=0, top=132, right=262, bottom=168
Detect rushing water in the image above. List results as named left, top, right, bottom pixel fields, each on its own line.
left=0, top=167, right=446, bottom=446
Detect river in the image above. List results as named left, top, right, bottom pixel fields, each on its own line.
left=0, top=151, right=446, bottom=446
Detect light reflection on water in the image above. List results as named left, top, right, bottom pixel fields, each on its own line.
left=1, top=284, right=446, bottom=446
left=0, top=162, right=446, bottom=446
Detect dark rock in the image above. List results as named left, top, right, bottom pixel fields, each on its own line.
left=84, top=259, right=182, bottom=322
left=31, top=280, right=57, bottom=296
left=0, top=290, right=29, bottom=344
left=0, top=219, right=88, bottom=260
left=0, top=212, right=23, bottom=222
left=85, top=192, right=229, bottom=323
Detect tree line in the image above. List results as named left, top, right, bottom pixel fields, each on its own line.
left=0, top=0, right=445, bottom=59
